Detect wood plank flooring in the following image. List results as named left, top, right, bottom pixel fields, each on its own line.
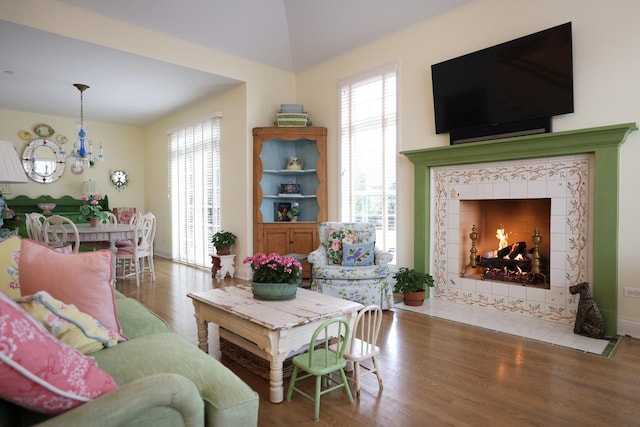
left=116, top=257, right=640, bottom=427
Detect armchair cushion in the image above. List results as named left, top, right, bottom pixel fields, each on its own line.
left=325, top=225, right=371, bottom=264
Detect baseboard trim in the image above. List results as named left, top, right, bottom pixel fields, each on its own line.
left=617, top=318, right=640, bottom=338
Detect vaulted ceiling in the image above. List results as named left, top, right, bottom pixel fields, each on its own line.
left=0, top=0, right=473, bottom=126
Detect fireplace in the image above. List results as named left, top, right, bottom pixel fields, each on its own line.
left=402, top=123, right=637, bottom=337
left=460, top=198, right=551, bottom=288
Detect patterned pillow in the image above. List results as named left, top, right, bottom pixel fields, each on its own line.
left=0, top=235, right=21, bottom=298
left=326, top=227, right=368, bottom=264
left=0, top=291, right=118, bottom=414
left=18, top=291, right=119, bottom=354
left=341, top=242, right=374, bottom=266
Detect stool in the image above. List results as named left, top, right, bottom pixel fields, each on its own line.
left=211, top=254, right=236, bottom=279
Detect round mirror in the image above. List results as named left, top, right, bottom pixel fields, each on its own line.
left=22, top=138, right=66, bottom=183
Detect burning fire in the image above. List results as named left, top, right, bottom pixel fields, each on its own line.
left=496, top=226, right=508, bottom=250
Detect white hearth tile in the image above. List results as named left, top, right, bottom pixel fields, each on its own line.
left=395, top=299, right=608, bottom=355
left=447, top=243, right=459, bottom=259
left=477, top=183, right=493, bottom=198
left=549, top=250, right=566, bottom=270
left=447, top=212, right=459, bottom=230
left=550, top=198, right=567, bottom=215
left=508, top=285, right=526, bottom=299
left=461, top=184, right=478, bottom=199
left=527, top=180, right=547, bottom=197
left=526, top=287, right=546, bottom=303
left=491, top=282, right=509, bottom=297
left=549, top=232, right=566, bottom=251
left=509, top=181, right=528, bottom=197
left=461, top=278, right=476, bottom=291
left=493, top=182, right=510, bottom=198
left=476, top=280, right=492, bottom=295
left=550, top=214, right=567, bottom=233
left=547, top=180, right=568, bottom=198
left=448, top=198, right=460, bottom=214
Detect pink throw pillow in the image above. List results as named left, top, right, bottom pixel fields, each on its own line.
left=0, top=291, right=118, bottom=414
left=18, top=239, right=125, bottom=340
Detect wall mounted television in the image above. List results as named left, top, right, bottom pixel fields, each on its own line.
left=431, top=22, right=574, bottom=145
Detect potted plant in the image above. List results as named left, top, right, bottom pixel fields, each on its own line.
left=392, top=267, right=434, bottom=306
left=287, top=203, right=300, bottom=222
left=243, top=252, right=302, bottom=300
left=211, top=230, right=237, bottom=255
left=79, top=194, right=107, bottom=226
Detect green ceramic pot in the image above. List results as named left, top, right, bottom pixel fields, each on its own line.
left=251, top=282, right=297, bottom=301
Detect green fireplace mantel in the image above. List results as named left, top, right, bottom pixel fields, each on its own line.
left=401, top=123, right=637, bottom=337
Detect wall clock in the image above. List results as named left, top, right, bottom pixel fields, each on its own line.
left=110, top=170, right=128, bottom=190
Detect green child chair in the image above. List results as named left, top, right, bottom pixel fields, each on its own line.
left=286, top=318, right=354, bottom=420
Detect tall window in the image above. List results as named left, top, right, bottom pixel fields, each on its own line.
left=168, top=115, right=221, bottom=267
left=340, top=65, right=397, bottom=262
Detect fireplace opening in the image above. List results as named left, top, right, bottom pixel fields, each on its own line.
left=459, top=198, right=551, bottom=289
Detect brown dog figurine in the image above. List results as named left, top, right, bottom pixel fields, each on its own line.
left=569, top=282, right=606, bottom=339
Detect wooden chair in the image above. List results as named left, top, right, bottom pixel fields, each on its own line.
left=42, top=215, right=80, bottom=254
left=115, top=212, right=156, bottom=286
left=286, top=318, right=354, bottom=420
left=330, top=304, right=383, bottom=398
left=25, top=212, right=46, bottom=242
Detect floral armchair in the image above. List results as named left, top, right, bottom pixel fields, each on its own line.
left=308, top=222, right=394, bottom=309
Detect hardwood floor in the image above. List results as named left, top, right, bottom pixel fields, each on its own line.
left=117, top=257, right=640, bottom=426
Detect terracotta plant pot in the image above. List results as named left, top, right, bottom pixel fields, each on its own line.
left=89, top=218, right=100, bottom=227
left=216, top=246, right=231, bottom=255
left=403, top=289, right=427, bottom=306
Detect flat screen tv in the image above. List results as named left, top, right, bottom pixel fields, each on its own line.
left=431, top=22, right=574, bottom=144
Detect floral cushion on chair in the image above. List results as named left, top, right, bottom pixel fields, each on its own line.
left=325, top=227, right=370, bottom=265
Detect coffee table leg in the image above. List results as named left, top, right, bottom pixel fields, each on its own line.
left=269, top=357, right=287, bottom=403
left=196, top=318, right=209, bottom=353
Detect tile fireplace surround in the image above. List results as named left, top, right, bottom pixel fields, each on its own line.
left=402, top=123, right=637, bottom=337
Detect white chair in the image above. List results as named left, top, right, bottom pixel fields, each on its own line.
left=115, top=211, right=142, bottom=249
left=42, top=215, right=80, bottom=254
left=116, top=212, right=156, bottom=286
left=330, top=304, right=383, bottom=398
left=99, top=211, right=118, bottom=224
left=25, top=212, right=46, bottom=242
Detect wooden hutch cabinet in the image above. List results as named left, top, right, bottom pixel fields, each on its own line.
left=252, top=127, right=327, bottom=280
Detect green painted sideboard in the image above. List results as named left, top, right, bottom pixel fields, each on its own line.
left=2, top=195, right=111, bottom=238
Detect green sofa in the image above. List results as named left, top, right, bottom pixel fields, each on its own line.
left=0, top=291, right=260, bottom=426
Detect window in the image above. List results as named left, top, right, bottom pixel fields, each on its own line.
left=340, top=65, right=397, bottom=262
left=168, top=115, right=221, bottom=267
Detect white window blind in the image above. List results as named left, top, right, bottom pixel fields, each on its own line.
left=340, top=65, right=397, bottom=262
left=168, top=116, right=221, bottom=267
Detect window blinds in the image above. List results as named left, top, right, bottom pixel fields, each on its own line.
left=168, top=116, right=221, bottom=267
left=339, top=65, right=397, bottom=260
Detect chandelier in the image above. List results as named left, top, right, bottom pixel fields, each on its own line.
left=68, top=83, right=104, bottom=174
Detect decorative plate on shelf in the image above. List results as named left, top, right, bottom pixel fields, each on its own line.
left=33, top=124, right=55, bottom=138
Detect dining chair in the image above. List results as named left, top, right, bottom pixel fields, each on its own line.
left=25, top=212, right=46, bottom=242
left=330, top=304, right=383, bottom=398
left=115, top=212, right=156, bottom=286
left=286, top=318, right=353, bottom=420
left=42, top=215, right=80, bottom=254
left=115, top=211, right=142, bottom=249
left=99, top=211, right=118, bottom=224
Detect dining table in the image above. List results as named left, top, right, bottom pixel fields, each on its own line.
left=63, top=222, right=138, bottom=283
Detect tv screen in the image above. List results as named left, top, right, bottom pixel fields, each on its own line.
left=431, top=22, right=574, bottom=142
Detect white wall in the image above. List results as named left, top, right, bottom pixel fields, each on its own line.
left=295, top=0, right=640, bottom=335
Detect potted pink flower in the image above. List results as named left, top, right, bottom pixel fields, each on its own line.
left=243, top=252, right=302, bottom=300
left=79, top=194, right=106, bottom=226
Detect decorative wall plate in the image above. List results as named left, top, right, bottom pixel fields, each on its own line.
left=18, top=130, right=32, bottom=141
left=33, top=124, right=55, bottom=138
left=110, top=170, right=128, bottom=190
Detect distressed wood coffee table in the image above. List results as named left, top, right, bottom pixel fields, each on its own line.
left=188, top=284, right=363, bottom=403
